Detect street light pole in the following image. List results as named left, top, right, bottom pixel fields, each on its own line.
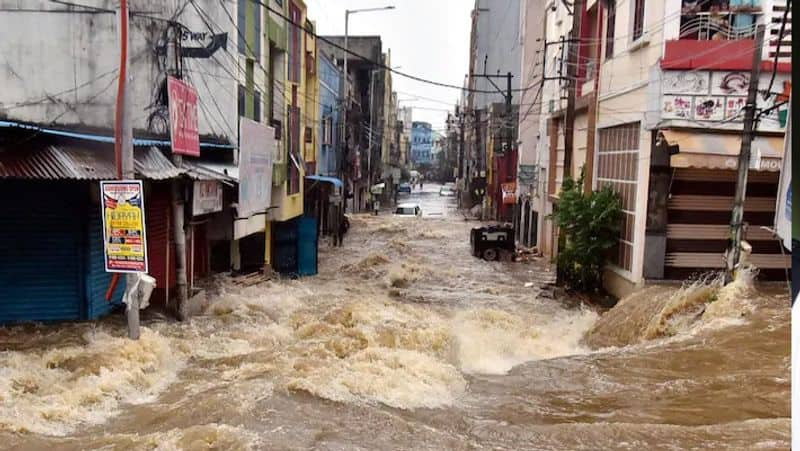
left=341, top=6, right=395, bottom=211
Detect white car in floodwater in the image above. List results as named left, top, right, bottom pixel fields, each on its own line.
left=394, top=203, right=422, bottom=217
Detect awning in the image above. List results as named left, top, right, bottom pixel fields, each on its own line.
left=305, top=175, right=343, bottom=188
left=0, top=145, right=183, bottom=180
left=182, top=160, right=238, bottom=185
left=661, top=130, right=784, bottom=172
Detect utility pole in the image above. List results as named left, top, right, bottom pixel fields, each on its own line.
left=115, top=0, right=138, bottom=339
left=563, top=0, right=584, bottom=179
left=726, top=24, right=766, bottom=283
left=167, top=23, right=189, bottom=320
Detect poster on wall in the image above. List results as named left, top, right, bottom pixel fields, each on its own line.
left=694, top=96, right=725, bottom=121
left=662, top=95, right=693, bottom=119
left=100, top=180, right=148, bottom=273
left=192, top=180, right=223, bottom=216
left=711, top=71, right=750, bottom=96
left=238, top=118, right=275, bottom=218
left=662, top=71, right=710, bottom=95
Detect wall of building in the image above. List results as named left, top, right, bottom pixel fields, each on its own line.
left=0, top=0, right=238, bottom=142
left=318, top=52, right=341, bottom=177
left=411, top=121, right=433, bottom=165
left=471, top=0, right=522, bottom=110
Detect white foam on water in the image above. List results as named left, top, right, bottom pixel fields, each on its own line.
left=452, top=307, right=598, bottom=375
left=0, top=328, right=182, bottom=436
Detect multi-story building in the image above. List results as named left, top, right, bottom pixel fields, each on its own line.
left=528, top=0, right=791, bottom=297
left=462, top=0, right=522, bottom=216
left=515, top=0, right=547, bottom=247
left=411, top=121, right=434, bottom=165
left=319, top=35, right=386, bottom=212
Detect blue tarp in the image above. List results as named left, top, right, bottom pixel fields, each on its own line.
left=305, top=175, right=343, bottom=188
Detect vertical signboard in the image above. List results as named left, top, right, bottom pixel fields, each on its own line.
left=192, top=180, right=223, bottom=216
left=168, top=76, right=200, bottom=157
left=776, top=111, right=791, bottom=250
left=100, top=180, right=148, bottom=273
left=238, top=118, right=275, bottom=218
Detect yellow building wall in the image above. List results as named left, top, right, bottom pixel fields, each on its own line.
left=268, top=0, right=306, bottom=223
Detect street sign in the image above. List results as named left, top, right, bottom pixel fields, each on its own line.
left=238, top=118, right=275, bottom=218
left=168, top=76, right=200, bottom=157
left=100, top=180, right=148, bottom=273
left=192, top=180, right=223, bottom=216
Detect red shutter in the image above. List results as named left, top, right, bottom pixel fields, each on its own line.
left=145, top=182, right=176, bottom=305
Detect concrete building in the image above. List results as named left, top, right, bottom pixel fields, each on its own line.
left=531, top=0, right=791, bottom=297
left=319, top=35, right=386, bottom=212
left=515, top=0, right=547, bottom=247
left=411, top=121, right=433, bottom=165
left=462, top=0, right=522, bottom=214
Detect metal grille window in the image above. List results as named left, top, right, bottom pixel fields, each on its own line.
left=288, top=2, right=302, bottom=83
left=287, top=105, right=301, bottom=195
left=597, top=122, right=640, bottom=272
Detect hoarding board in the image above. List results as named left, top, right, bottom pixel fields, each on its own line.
left=238, top=118, right=275, bottom=218
left=100, top=180, right=148, bottom=273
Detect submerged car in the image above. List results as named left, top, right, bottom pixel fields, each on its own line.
left=394, top=203, right=422, bottom=217
left=439, top=185, right=455, bottom=196
left=398, top=183, right=412, bottom=194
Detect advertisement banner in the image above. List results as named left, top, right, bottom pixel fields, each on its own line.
left=168, top=76, right=200, bottom=157
left=502, top=182, right=517, bottom=204
left=238, top=118, right=275, bottom=218
left=100, top=180, right=148, bottom=273
left=192, top=180, right=223, bottom=216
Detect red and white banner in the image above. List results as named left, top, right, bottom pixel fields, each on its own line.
left=168, top=76, right=200, bottom=157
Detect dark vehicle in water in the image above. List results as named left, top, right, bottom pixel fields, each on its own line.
left=470, top=225, right=515, bottom=261
left=398, top=183, right=412, bottom=194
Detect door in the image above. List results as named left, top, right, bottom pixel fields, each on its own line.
left=297, top=216, right=318, bottom=276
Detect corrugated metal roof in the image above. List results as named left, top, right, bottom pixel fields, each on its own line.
left=0, top=146, right=184, bottom=180
left=136, top=147, right=184, bottom=180
left=182, top=160, right=238, bottom=185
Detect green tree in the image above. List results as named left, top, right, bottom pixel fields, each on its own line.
left=551, top=169, right=623, bottom=292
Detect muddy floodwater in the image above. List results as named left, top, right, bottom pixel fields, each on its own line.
left=0, top=187, right=790, bottom=450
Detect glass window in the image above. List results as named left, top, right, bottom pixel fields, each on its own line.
left=605, top=0, right=616, bottom=59
left=632, top=0, right=645, bottom=41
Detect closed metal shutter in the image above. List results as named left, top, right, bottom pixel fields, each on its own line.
left=85, top=197, right=125, bottom=319
left=0, top=181, right=84, bottom=322
left=145, top=182, right=175, bottom=305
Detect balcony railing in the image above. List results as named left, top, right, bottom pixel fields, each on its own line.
left=679, top=11, right=762, bottom=40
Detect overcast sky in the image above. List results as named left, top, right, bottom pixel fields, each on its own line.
left=308, top=0, right=473, bottom=130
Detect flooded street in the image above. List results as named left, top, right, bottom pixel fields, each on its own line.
left=0, top=185, right=790, bottom=450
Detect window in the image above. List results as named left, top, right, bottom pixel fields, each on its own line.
left=605, top=0, right=616, bottom=59
left=288, top=2, right=302, bottom=83
left=254, top=90, right=261, bottom=123
left=287, top=104, right=301, bottom=195
left=632, top=0, right=645, bottom=41
left=597, top=122, right=640, bottom=272
left=237, top=0, right=246, bottom=55
left=238, top=84, right=246, bottom=118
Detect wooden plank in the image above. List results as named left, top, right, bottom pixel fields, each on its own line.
left=666, top=252, right=790, bottom=268
left=667, top=224, right=776, bottom=241
left=668, top=195, right=777, bottom=211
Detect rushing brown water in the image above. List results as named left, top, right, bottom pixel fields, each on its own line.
left=0, top=188, right=790, bottom=450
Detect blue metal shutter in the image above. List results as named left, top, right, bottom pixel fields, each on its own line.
left=85, top=201, right=125, bottom=319
left=0, top=181, right=84, bottom=323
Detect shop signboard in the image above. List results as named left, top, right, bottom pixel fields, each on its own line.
left=192, top=180, right=223, bottom=216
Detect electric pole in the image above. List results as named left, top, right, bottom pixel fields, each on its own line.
left=115, top=0, right=138, bottom=339
left=563, top=0, right=584, bottom=179
left=725, top=24, right=766, bottom=283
